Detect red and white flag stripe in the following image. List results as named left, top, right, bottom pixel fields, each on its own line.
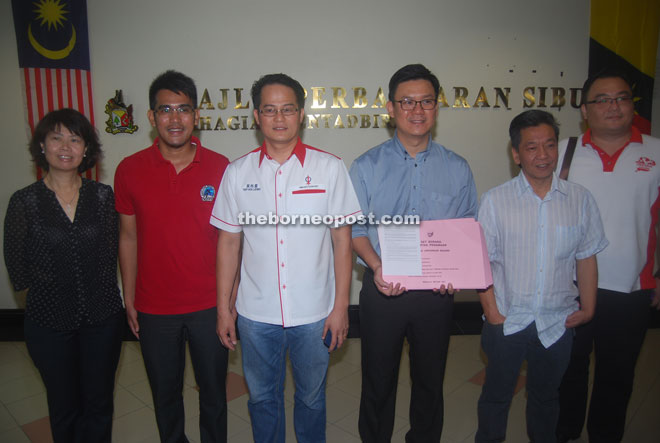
left=20, top=67, right=97, bottom=179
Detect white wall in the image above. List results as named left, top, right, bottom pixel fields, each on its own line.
left=0, top=0, right=621, bottom=308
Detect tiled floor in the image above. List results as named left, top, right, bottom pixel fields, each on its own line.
left=1, top=330, right=659, bottom=442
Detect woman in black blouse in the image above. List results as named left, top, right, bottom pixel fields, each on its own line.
left=4, top=109, right=124, bottom=443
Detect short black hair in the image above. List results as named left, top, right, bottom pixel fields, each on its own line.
left=29, top=108, right=102, bottom=173
left=509, top=110, right=559, bottom=150
left=388, top=64, right=440, bottom=102
left=148, top=70, right=197, bottom=110
left=582, top=68, right=633, bottom=104
left=251, top=73, right=305, bottom=110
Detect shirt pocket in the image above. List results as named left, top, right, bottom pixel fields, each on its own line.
left=289, top=188, right=328, bottom=215
left=555, top=226, right=580, bottom=260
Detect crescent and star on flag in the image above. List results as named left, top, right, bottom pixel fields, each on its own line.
left=27, top=0, right=76, bottom=60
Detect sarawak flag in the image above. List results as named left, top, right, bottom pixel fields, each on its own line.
left=589, top=0, right=660, bottom=134
left=11, top=0, right=96, bottom=179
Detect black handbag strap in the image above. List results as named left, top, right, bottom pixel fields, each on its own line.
left=559, top=136, right=578, bottom=180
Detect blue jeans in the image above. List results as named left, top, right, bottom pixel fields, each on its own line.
left=237, top=315, right=329, bottom=443
left=475, top=322, right=572, bottom=443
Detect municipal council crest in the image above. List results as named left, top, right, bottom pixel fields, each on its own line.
left=105, top=90, right=138, bottom=134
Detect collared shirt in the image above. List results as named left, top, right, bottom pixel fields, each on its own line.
left=557, top=130, right=660, bottom=292
left=349, top=132, right=478, bottom=264
left=114, top=136, right=229, bottom=314
left=478, top=172, right=608, bottom=347
left=210, top=138, right=361, bottom=327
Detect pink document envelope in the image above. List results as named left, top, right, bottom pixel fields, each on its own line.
left=382, top=218, right=493, bottom=290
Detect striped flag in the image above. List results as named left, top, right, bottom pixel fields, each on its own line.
left=589, top=0, right=660, bottom=134
left=11, top=0, right=97, bottom=179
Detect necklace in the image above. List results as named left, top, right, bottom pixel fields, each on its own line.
left=45, top=176, right=81, bottom=218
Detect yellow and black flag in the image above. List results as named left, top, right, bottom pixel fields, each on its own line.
left=589, top=0, right=660, bottom=134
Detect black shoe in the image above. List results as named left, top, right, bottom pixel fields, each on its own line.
left=556, top=433, right=579, bottom=443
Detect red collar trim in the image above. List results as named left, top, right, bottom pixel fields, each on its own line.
left=257, top=138, right=306, bottom=167
left=582, top=127, right=642, bottom=172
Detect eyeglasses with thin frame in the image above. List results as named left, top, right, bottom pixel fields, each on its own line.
left=154, top=104, right=195, bottom=116
left=585, top=96, right=633, bottom=106
left=259, top=105, right=299, bottom=117
left=394, top=98, right=437, bottom=111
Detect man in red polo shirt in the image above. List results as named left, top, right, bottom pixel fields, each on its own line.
left=556, top=69, right=660, bottom=443
left=115, top=70, right=230, bottom=443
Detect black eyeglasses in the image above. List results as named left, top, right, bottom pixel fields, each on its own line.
left=394, top=99, right=437, bottom=111
left=259, top=105, right=299, bottom=117
left=585, top=96, right=633, bottom=106
left=155, top=105, right=195, bottom=115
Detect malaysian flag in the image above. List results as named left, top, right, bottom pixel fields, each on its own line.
left=11, top=0, right=97, bottom=179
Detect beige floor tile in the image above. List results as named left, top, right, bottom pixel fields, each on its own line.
left=228, top=426, right=254, bottom=443
left=183, top=414, right=201, bottom=443
left=326, top=386, right=360, bottom=423
left=0, top=403, right=20, bottom=432
left=116, top=358, right=149, bottom=388
left=228, top=346, right=243, bottom=375
left=326, top=422, right=361, bottom=442
left=123, top=379, right=154, bottom=408
left=332, top=370, right=362, bottom=398
left=117, top=342, right=143, bottom=366
left=227, top=395, right=250, bottom=421
left=622, top=371, right=660, bottom=443
left=326, top=359, right=360, bottom=386
left=0, top=426, right=31, bottom=443
left=0, top=372, right=45, bottom=405
left=394, top=383, right=412, bottom=420
left=5, top=393, right=49, bottom=426
left=331, top=338, right=362, bottom=367
left=111, top=406, right=159, bottom=443
left=0, top=344, right=30, bottom=367
left=182, top=386, right=200, bottom=418
left=440, top=382, right=482, bottom=443
left=227, top=410, right=251, bottom=438
left=113, top=385, right=148, bottom=419
left=0, top=358, right=39, bottom=385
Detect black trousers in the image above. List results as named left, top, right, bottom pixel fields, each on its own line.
left=24, top=310, right=124, bottom=443
left=358, top=269, right=454, bottom=443
left=138, top=307, right=229, bottom=443
left=557, top=288, right=651, bottom=443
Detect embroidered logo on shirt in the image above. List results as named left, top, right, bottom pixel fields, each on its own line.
left=635, top=157, right=656, bottom=172
left=305, top=175, right=312, bottom=184
left=242, top=183, right=262, bottom=191
left=200, top=185, right=216, bottom=201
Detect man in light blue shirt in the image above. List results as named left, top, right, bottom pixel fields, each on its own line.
left=475, top=110, right=608, bottom=443
left=350, top=64, right=477, bottom=442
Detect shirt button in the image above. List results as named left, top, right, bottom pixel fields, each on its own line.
left=413, top=185, right=417, bottom=190
left=279, top=171, right=282, bottom=175
left=412, top=208, right=416, bottom=212
left=280, top=240, right=284, bottom=244
left=282, top=285, right=286, bottom=290
left=281, top=262, right=285, bottom=267
left=279, top=193, right=282, bottom=197
left=415, top=164, right=418, bottom=167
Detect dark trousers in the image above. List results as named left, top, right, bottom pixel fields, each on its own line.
left=358, top=269, right=454, bottom=443
left=138, top=307, right=228, bottom=443
left=557, top=288, right=651, bottom=443
left=475, top=322, right=572, bottom=443
left=24, top=310, right=124, bottom=443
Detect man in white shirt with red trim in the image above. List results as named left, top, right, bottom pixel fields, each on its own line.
left=211, top=73, right=361, bottom=443
left=556, top=69, right=660, bottom=443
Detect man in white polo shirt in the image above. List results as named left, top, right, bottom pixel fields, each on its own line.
left=556, top=69, right=660, bottom=443
left=211, top=73, right=361, bottom=443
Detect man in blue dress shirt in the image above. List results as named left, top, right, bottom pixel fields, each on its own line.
left=350, top=63, right=478, bottom=442
left=474, top=110, right=608, bottom=443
